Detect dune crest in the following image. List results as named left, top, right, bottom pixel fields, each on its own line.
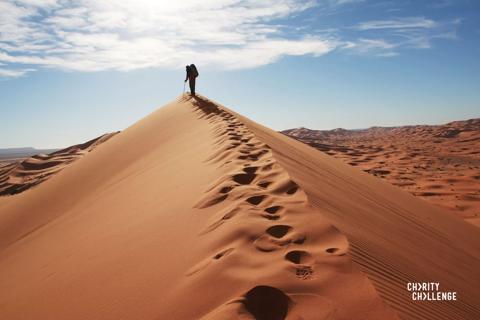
left=166, top=96, right=397, bottom=319
left=0, top=95, right=478, bottom=320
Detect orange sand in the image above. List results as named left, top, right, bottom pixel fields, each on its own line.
left=283, top=121, right=480, bottom=227
left=0, top=95, right=478, bottom=319
left=0, top=133, right=117, bottom=196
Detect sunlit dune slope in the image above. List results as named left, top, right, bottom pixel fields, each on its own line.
left=0, top=95, right=478, bottom=320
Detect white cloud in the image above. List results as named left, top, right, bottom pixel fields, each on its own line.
left=350, top=38, right=396, bottom=51
left=430, top=0, right=457, bottom=9
left=355, top=17, right=437, bottom=31
left=350, top=16, right=460, bottom=55
left=15, top=0, right=58, bottom=6
left=330, top=0, right=364, bottom=5
left=0, top=68, right=34, bottom=78
left=341, top=38, right=398, bottom=56
left=0, top=0, right=340, bottom=77
left=0, top=1, right=462, bottom=77
left=207, top=37, right=336, bottom=69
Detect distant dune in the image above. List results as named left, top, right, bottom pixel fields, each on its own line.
left=0, top=147, right=59, bottom=163
left=0, top=133, right=117, bottom=196
left=283, top=119, right=480, bottom=226
left=0, top=96, right=478, bottom=320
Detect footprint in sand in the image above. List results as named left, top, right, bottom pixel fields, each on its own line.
left=286, top=184, right=299, bottom=195
left=254, top=224, right=293, bottom=252
left=185, top=248, right=235, bottom=276
left=219, top=186, right=235, bottom=194
left=229, top=166, right=258, bottom=185
left=294, top=265, right=314, bottom=280
left=213, top=248, right=234, bottom=260
left=258, top=181, right=272, bottom=189
left=261, top=205, right=283, bottom=220
left=194, top=106, right=324, bottom=289
left=285, top=251, right=316, bottom=280
left=266, top=225, right=292, bottom=238
left=254, top=222, right=309, bottom=251
left=264, top=205, right=282, bottom=214
left=325, top=247, right=347, bottom=256
left=242, top=286, right=290, bottom=320
left=285, top=250, right=314, bottom=264
left=246, top=195, right=267, bottom=206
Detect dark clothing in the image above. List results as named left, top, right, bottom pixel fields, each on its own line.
left=188, top=77, right=196, bottom=95
left=185, top=65, right=198, bottom=96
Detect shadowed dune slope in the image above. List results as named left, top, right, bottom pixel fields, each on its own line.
left=0, top=95, right=478, bottom=320
left=232, top=110, right=480, bottom=320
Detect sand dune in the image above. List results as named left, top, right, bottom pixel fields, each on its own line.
left=283, top=120, right=480, bottom=226
left=0, top=96, right=478, bottom=319
left=0, top=132, right=117, bottom=196
left=0, top=147, right=59, bottom=165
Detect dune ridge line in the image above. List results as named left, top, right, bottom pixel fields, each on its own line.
left=0, top=95, right=477, bottom=320
left=180, top=94, right=398, bottom=319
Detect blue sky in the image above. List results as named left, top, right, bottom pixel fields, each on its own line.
left=1, top=0, right=479, bottom=148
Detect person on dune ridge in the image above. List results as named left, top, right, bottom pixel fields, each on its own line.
left=185, top=64, right=199, bottom=96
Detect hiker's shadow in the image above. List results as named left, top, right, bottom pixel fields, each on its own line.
left=185, top=95, right=222, bottom=116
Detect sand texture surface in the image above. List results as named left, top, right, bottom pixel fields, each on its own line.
left=0, top=133, right=117, bottom=196
left=283, top=121, right=480, bottom=226
left=0, top=96, right=478, bottom=319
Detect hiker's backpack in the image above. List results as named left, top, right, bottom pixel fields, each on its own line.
left=190, top=64, right=199, bottom=78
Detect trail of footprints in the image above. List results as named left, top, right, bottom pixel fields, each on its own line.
left=190, top=97, right=346, bottom=287
left=185, top=97, right=354, bottom=319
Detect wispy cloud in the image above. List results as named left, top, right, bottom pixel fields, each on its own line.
left=430, top=0, right=457, bottom=9
left=0, top=0, right=337, bottom=77
left=0, top=68, right=34, bottom=78
left=329, top=0, right=365, bottom=5
left=343, top=38, right=398, bottom=56
left=348, top=16, right=460, bottom=56
left=0, top=1, right=462, bottom=78
left=355, top=17, right=437, bottom=30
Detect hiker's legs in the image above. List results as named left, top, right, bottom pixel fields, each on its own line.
left=189, top=78, right=196, bottom=96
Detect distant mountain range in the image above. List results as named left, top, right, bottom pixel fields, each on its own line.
left=0, top=147, right=60, bottom=160
left=282, top=118, right=480, bottom=141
